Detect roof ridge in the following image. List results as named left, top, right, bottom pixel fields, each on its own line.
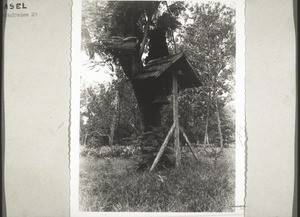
left=145, top=51, right=184, bottom=67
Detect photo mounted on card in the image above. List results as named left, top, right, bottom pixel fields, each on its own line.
left=70, top=0, right=245, bottom=216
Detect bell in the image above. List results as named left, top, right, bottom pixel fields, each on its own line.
left=152, top=92, right=169, bottom=105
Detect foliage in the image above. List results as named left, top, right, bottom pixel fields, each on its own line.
left=79, top=148, right=235, bottom=212
left=81, top=1, right=186, bottom=63
left=80, top=72, right=142, bottom=146
left=176, top=2, right=236, bottom=146
left=80, top=83, right=114, bottom=146
left=80, top=145, right=141, bottom=159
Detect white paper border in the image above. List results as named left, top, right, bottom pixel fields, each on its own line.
left=70, top=0, right=246, bottom=216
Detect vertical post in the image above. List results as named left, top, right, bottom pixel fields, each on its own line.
left=173, top=71, right=180, bottom=167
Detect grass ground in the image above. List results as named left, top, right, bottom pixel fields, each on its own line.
left=79, top=147, right=235, bottom=212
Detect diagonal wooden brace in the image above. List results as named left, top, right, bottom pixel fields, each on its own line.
left=179, top=126, right=199, bottom=161
left=150, top=123, right=175, bottom=171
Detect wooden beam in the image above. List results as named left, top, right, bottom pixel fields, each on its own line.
left=96, top=36, right=139, bottom=53
left=180, top=127, right=199, bottom=161
left=150, top=123, right=175, bottom=171
left=173, top=72, right=181, bottom=167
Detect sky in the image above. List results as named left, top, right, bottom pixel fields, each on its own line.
left=80, top=52, right=115, bottom=87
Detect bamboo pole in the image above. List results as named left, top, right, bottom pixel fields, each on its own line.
left=173, top=72, right=181, bottom=167
left=150, top=123, right=175, bottom=171
left=180, top=127, right=199, bottom=161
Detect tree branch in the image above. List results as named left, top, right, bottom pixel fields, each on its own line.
left=139, top=12, right=150, bottom=58
left=139, top=1, right=160, bottom=59
left=95, top=36, right=139, bottom=53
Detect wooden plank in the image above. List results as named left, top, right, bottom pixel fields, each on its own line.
left=150, top=123, right=175, bottom=171
left=96, top=36, right=138, bottom=52
left=173, top=72, right=181, bottom=167
left=180, top=127, right=199, bottom=161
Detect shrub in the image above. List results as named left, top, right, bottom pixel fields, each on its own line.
left=80, top=145, right=141, bottom=159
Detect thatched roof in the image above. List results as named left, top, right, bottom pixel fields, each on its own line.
left=132, top=51, right=202, bottom=90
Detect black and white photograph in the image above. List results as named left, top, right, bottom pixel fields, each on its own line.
left=2, top=0, right=296, bottom=216
left=71, top=0, right=245, bottom=215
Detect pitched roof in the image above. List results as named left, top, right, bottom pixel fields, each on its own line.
left=132, top=51, right=202, bottom=89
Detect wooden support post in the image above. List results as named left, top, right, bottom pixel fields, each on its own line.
left=150, top=123, right=175, bottom=171
left=173, top=72, right=181, bottom=167
left=180, top=127, right=199, bottom=161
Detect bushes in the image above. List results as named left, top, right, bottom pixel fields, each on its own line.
left=80, top=145, right=141, bottom=159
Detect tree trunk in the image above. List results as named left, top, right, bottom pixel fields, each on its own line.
left=215, top=101, right=223, bottom=150
left=103, top=2, right=167, bottom=132
left=204, top=91, right=210, bottom=145
left=109, top=90, right=119, bottom=146
left=84, top=133, right=88, bottom=146
left=119, top=61, right=163, bottom=132
left=213, top=77, right=223, bottom=150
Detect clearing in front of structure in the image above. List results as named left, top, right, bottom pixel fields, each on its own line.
left=79, top=148, right=235, bottom=212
